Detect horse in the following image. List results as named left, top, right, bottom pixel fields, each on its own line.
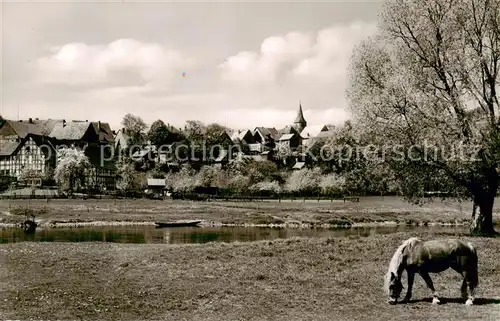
left=384, top=237, right=478, bottom=306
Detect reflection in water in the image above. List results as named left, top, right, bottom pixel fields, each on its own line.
left=0, top=225, right=470, bottom=244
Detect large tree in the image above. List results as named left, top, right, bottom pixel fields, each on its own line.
left=116, top=157, right=144, bottom=193
left=205, top=123, right=233, bottom=160
left=147, top=119, right=170, bottom=146
left=348, top=0, right=500, bottom=234
left=121, top=113, right=148, bottom=145
left=182, top=120, right=207, bottom=162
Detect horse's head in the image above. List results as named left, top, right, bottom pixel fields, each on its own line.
left=385, top=272, right=403, bottom=304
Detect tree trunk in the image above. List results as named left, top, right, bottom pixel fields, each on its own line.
left=471, top=194, right=496, bottom=235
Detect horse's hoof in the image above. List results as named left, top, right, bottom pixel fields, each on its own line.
left=465, top=299, right=473, bottom=306
left=432, top=298, right=440, bottom=305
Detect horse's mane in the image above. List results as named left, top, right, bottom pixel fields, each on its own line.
left=384, top=237, right=421, bottom=294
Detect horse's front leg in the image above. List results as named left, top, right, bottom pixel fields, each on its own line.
left=403, top=270, right=415, bottom=302
left=419, top=271, right=440, bottom=304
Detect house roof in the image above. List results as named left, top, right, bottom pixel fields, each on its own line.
left=301, top=125, right=328, bottom=139
left=279, top=125, right=297, bottom=135
left=91, top=122, right=114, bottom=142
left=278, top=133, right=295, bottom=141
left=231, top=129, right=252, bottom=141
left=32, top=119, right=65, bottom=136
left=315, top=130, right=337, bottom=139
left=254, top=127, right=280, bottom=141
left=5, top=120, right=45, bottom=138
left=0, top=140, right=21, bottom=156
left=292, top=161, right=306, bottom=170
left=49, top=122, right=93, bottom=141
left=5, top=119, right=69, bottom=139
left=147, top=178, right=166, bottom=187
left=2, top=119, right=115, bottom=143
left=6, top=118, right=113, bottom=142
left=0, top=134, right=56, bottom=157
left=305, top=130, right=337, bottom=149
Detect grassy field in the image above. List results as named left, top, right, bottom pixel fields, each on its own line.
left=2, top=196, right=499, bottom=228
left=0, top=232, right=499, bottom=320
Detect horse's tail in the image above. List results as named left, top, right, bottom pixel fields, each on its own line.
left=466, top=242, right=479, bottom=289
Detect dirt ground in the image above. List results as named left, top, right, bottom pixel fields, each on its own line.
left=0, top=232, right=499, bottom=321
left=1, top=196, right=495, bottom=227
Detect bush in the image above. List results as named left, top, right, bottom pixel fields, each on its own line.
left=228, top=174, right=251, bottom=194
left=319, top=173, right=345, bottom=196
left=249, top=181, right=281, bottom=195
left=284, top=168, right=322, bottom=195
left=166, top=168, right=197, bottom=193
left=54, top=147, right=92, bottom=194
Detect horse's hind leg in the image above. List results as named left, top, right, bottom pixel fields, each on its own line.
left=461, top=254, right=478, bottom=306
left=465, top=271, right=477, bottom=306
left=419, top=271, right=440, bottom=304
left=461, top=277, right=468, bottom=301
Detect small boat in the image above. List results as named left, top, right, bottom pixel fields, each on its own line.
left=155, top=220, right=202, bottom=228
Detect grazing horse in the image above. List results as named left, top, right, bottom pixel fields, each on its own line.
left=384, top=237, right=478, bottom=306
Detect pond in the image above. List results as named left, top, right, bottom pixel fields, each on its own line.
left=0, top=225, right=471, bottom=244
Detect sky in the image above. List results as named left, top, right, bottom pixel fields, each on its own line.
left=1, top=0, right=382, bottom=131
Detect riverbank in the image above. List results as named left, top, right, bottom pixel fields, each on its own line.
left=0, top=197, right=498, bottom=229
left=1, top=232, right=499, bottom=321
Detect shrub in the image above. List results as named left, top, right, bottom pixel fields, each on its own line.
left=319, top=173, right=345, bottom=196
left=54, top=147, right=91, bottom=194
left=284, top=168, right=321, bottom=195
left=249, top=181, right=281, bottom=194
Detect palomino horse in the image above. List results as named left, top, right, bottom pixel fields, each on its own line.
left=384, top=237, right=478, bottom=305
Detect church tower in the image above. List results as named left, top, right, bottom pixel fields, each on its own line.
left=293, top=101, right=307, bottom=133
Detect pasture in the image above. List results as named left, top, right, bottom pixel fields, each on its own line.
left=1, top=196, right=496, bottom=227
left=0, top=232, right=499, bottom=320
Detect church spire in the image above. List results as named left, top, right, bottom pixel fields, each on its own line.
left=293, top=101, right=307, bottom=132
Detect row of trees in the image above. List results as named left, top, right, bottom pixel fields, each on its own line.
left=121, top=114, right=234, bottom=151
left=147, top=159, right=396, bottom=197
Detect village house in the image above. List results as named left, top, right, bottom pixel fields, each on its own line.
left=230, top=129, right=255, bottom=145
left=300, top=124, right=330, bottom=146
left=252, top=127, right=280, bottom=153
left=0, top=118, right=116, bottom=189
left=0, top=119, right=57, bottom=179
left=114, top=128, right=131, bottom=157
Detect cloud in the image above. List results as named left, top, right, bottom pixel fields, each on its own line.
left=219, top=31, right=313, bottom=84
left=218, top=21, right=376, bottom=109
left=36, top=39, right=190, bottom=87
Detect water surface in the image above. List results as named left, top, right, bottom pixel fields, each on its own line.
left=0, top=225, right=470, bottom=244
